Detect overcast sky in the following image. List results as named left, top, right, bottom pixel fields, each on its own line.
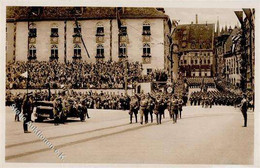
left=164, top=8, right=242, bottom=30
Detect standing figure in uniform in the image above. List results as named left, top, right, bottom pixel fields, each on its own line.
left=239, top=94, right=249, bottom=127
left=129, top=95, right=139, bottom=124
left=14, top=93, right=23, bottom=122
left=172, top=96, right=179, bottom=123
left=153, top=94, right=163, bottom=125
left=22, top=93, right=34, bottom=133
left=139, top=94, right=148, bottom=125
left=146, top=94, right=154, bottom=123
left=178, top=96, right=183, bottom=119
left=53, top=97, right=63, bottom=126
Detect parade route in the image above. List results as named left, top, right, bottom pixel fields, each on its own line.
left=5, top=105, right=254, bottom=165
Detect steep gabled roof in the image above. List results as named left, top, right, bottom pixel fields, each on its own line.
left=174, top=23, right=215, bottom=51
left=6, top=7, right=169, bottom=22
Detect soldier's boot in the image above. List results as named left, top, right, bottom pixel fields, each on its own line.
left=86, top=112, right=90, bottom=118
left=130, top=114, right=132, bottom=124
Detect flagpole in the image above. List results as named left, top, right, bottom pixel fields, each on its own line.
left=74, top=18, right=90, bottom=58
left=26, top=10, right=30, bottom=96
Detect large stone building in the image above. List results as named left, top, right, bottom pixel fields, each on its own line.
left=215, top=23, right=231, bottom=80
left=173, top=15, right=215, bottom=77
left=6, top=7, right=172, bottom=75
left=223, top=27, right=242, bottom=87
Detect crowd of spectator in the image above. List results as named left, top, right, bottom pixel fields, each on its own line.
left=6, top=61, right=168, bottom=89
left=6, top=90, right=132, bottom=110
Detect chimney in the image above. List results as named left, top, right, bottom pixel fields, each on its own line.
left=196, top=14, right=198, bottom=24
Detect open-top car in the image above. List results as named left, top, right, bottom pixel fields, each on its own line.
left=34, top=100, right=87, bottom=122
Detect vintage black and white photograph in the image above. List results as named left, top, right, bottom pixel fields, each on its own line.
left=1, top=0, right=259, bottom=167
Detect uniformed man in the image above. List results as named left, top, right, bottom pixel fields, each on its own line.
left=139, top=94, right=148, bottom=125
left=147, top=94, right=155, bottom=123
left=172, top=96, right=179, bottom=123
left=153, top=94, right=163, bottom=125
left=239, top=94, right=249, bottom=127
left=144, top=94, right=150, bottom=124
left=178, top=96, right=183, bottom=119
left=82, top=98, right=90, bottom=119
left=14, top=93, right=23, bottom=122
left=53, top=97, right=63, bottom=126
left=22, top=93, right=34, bottom=133
left=129, top=95, right=139, bottom=124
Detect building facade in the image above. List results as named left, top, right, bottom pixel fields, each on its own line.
left=234, top=8, right=255, bottom=92
left=6, top=7, right=172, bottom=75
left=173, top=17, right=215, bottom=77
left=223, top=27, right=242, bottom=87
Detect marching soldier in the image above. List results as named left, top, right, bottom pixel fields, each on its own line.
left=178, top=96, right=183, bottom=119
left=139, top=94, right=148, bottom=125
left=22, top=93, right=34, bottom=133
left=172, top=96, right=179, bottom=123
left=153, top=94, right=163, bottom=125
left=129, top=95, right=139, bottom=124
left=147, top=93, right=155, bottom=123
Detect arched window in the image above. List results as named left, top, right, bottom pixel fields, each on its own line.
left=143, top=21, right=151, bottom=35
left=143, top=43, right=151, bottom=56
left=96, top=22, right=104, bottom=36
left=29, top=23, right=37, bottom=37
left=119, top=43, right=127, bottom=57
left=74, top=44, right=81, bottom=58
left=51, top=45, right=58, bottom=58
left=96, top=44, right=104, bottom=57
left=29, top=45, right=36, bottom=59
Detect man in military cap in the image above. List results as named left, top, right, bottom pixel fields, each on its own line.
left=178, top=96, right=183, bottom=119
left=129, top=95, right=139, bottom=124
left=239, top=94, right=249, bottom=127
left=53, top=96, right=63, bottom=126
left=82, top=97, right=90, bottom=119
left=14, top=93, right=23, bottom=122
left=172, top=95, right=179, bottom=123
left=152, top=94, right=162, bottom=125
left=22, top=92, right=34, bottom=133
left=147, top=93, right=155, bottom=123
left=139, top=94, right=148, bottom=125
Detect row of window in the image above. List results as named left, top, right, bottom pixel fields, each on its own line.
left=182, top=52, right=211, bottom=57
left=180, top=59, right=211, bottom=65
left=28, top=23, right=151, bottom=37
left=28, top=43, right=151, bottom=59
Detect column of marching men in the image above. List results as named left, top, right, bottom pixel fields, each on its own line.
left=129, top=93, right=185, bottom=125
